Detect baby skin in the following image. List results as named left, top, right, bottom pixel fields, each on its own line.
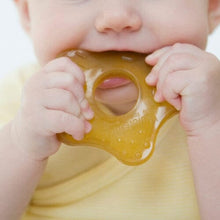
left=1, top=0, right=220, bottom=219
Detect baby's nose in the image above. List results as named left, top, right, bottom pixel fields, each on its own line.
left=95, top=6, right=142, bottom=33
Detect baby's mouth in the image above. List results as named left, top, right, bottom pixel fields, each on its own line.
left=97, top=77, right=131, bottom=89
left=95, top=78, right=138, bottom=115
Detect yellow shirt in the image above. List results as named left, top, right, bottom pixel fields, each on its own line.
left=0, top=65, right=200, bottom=220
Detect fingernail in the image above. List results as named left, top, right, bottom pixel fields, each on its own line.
left=174, top=101, right=181, bottom=111
left=175, top=105, right=181, bottom=111
left=83, top=109, right=94, bottom=120
left=146, top=51, right=161, bottom=61
left=73, top=134, right=84, bottom=141
left=146, top=53, right=154, bottom=59
left=85, top=121, right=92, bottom=133
left=145, top=73, right=154, bottom=83
left=154, top=92, right=161, bottom=102
left=80, top=99, right=94, bottom=120
left=80, top=99, right=88, bottom=109
left=145, top=55, right=154, bottom=63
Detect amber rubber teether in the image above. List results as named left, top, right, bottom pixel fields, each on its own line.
left=57, top=50, right=177, bottom=165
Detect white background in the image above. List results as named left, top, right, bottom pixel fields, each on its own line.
left=0, top=1, right=220, bottom=79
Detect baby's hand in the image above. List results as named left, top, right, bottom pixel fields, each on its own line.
left=145, top=43, right=220, bottom=137
left=11, top=57, right=94, bottom=160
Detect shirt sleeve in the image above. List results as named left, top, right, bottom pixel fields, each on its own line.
left=0, top=64, right=39, bottom=128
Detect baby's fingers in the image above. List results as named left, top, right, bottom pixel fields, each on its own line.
left=156, top=70, right=193, bottom=111
left=145, top=43, right=201, bottom=85
left=44, top=72, right=94, bottom=120
left=45, top=72, right=85, bottom=102
left=154, top=53, right=196, bottom=99
left=43, top=109, right=91, bottom=140
left=42, top=88, right=81, bottom=116
left=43, top=57, right=85, bottom=84
left=145, top=46, right=171, bottom=65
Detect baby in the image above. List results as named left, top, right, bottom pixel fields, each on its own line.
left=1, top=0, right=220, bottom=219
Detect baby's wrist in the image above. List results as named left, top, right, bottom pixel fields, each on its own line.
left=187, top=120, right=220, bottom=146
left=10, top=115, right=59, bottom=161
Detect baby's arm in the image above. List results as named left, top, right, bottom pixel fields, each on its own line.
left=145, top=43, right=220, bottom=220
left=0, top=58, right=93, bottom=219
left=0, top=124, right=47, bottom=219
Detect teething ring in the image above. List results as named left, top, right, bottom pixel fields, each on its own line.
left=57, top=50, right=177, bottom=165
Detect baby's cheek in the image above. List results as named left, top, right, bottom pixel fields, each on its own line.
left=153, top=6, right=208, bottom=50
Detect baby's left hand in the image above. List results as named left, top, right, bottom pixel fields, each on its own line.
left=145, top=43, right=220, bottom=137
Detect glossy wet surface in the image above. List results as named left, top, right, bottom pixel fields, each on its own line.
left=57, top=50, right=177, bottom=165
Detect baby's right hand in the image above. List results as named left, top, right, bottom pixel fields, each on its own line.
left=11, top=57, right=94, bottom=160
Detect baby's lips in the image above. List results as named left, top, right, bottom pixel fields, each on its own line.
left=97, top=77, right=131, bottom=89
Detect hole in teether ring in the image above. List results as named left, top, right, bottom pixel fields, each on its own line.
left=95, top=76, right=138, bottom=116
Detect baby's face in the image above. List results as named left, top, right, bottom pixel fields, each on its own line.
left=24, top=0, right=210, bottom=114
left=26, top=0, right=209, bottom=65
